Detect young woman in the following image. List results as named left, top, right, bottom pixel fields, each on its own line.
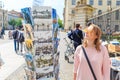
left=74, top=24, right=110, bottom=80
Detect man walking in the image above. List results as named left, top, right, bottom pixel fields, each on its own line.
left=12, top=27, right=20, bottom=53
left=68, top=24, right=83, bottom=50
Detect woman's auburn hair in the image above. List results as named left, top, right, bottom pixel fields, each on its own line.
left=83, top=24, right=102, bottom=52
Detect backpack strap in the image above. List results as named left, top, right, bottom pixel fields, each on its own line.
left=75, top=31, right=80, bottom=38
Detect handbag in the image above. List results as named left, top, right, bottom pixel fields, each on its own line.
left=81, top=46, right=97, bottom=80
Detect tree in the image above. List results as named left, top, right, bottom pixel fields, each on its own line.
left=8, top=19, right=16, bottom=30
left=15, top=18, right=22, bottom=29
left=8, top=18, right=22, bottom=30
left=58, top=18, right=63, bottom=28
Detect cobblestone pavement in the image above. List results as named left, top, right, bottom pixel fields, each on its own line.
left=59, top=32, right=74, bottom=80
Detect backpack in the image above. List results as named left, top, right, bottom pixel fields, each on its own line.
left=18, top=33, right=25, bottom=42
left=13, top=30, right=19, bottom=39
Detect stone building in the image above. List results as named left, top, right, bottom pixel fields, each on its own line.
left=64, top=0, right=120, bottom=30
left=89, top=7, right=120, bottom=33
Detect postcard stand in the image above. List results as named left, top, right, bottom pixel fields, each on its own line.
left=21, top=7, right=60, bottom=80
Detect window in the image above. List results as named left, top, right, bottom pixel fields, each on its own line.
left=98, top=16, right=102, bottom=20
left=71, top=10, right=75, bottom=14
left=89, top=0, right=94, bottom=5
left=98, top=10, right=102, bottom=15
left=99, top=24, right=102, bottom=29
left=72, top=0, right=76, bottom=5
left=116, top=0, right=120, bottom=5
left=98, top=0, right=102, bottom=5
left=115, top=25, right=119, bottom=31
left=107, top=0, right=111, bottom=5
left=115, top=10, right=119, bottom=20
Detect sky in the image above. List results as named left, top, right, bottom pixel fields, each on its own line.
left=2, top=0, right=64, bottom=20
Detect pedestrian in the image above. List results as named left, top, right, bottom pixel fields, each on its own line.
left=8, top=31, right=12, bottom=39
left=12, top=27, right=20, bottom=53
left=74, top=24, right=110, bottom=80
left=68, top=24, right=83, bottom=50
left=18, top=28, right=25, bottom=53
left=0, top=27, right=5, bottom=39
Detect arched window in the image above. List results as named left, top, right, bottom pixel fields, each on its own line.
left=98, top=10, right=102, bottom=15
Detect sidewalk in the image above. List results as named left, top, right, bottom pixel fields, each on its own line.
left=0, top=41, right=26, bottom=80
left=59, top=32, right=74, bottom=80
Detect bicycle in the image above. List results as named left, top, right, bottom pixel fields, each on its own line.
left=63, top=37, right=75, bottom=63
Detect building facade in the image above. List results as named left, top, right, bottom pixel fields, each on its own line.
left=0, top=1, right=3, bottom=8
left=64, top=0, right=120, bottom=30
left=89, top=7, right=120, bottom=33
left=0, top=9, right=8, bottom=30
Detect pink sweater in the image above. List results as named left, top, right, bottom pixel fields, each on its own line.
left=74, top=45, right=110, bottom=80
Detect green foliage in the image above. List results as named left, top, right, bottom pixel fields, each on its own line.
left=58, top=18, right=63, bottom=28
left=8, top=18, right=22, bottom=30
left=111, top=36, right=120, bottom=40
left=8, top=19, right=16, bottom=29
left=15, top=18, right=22, bottom=27
left=101, top=34, right=120, bottom=41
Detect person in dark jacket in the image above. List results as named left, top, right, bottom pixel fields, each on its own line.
left=12, top=27, right=20, bottom=53
left=68, top=24, right=83, bottom=50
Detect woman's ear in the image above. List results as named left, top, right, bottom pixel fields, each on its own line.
left=95, top=35, right=98, bottom=40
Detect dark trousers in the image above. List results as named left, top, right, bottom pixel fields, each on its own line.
left=20, top=42, right=23, bottom=52
left=14, top=39, right=19, bottom=52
